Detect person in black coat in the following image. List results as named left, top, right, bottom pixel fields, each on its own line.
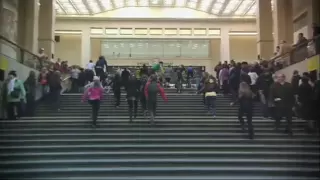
left=297, top=76, right=315, bottom=132
left=24, top=71, right=37, bottom=116
left=231, top=82, right=254, bottom=139
left=111, top=73, right=122, bottom=107
left=77, top=68, right=86, bottom=92
left=139, top=75, right=148, bottom=115
left=269, top=74, right=295, bottom=136
left=126, top=75, right=141, bottom=121
left=229, top=63, right=241, bottom=101
left=121, top=68, right=130, bottom=90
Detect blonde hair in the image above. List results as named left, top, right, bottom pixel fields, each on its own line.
left=238, top=82, right=252, bottom=98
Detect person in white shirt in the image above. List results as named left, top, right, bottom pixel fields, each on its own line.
left=248, top=67, right=258, bottom=95
left=86, top=60, right=95, bottom=71
left=71, top=66, right=81, bottom=92
left=38, top=48, right=48, bottom=68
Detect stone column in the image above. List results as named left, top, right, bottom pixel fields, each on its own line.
left=307, top=0, right=320, bottom=38
left=256, top=0, right=274, bottom=59
left=18, top=0, right=39, bottom=53
left=220, top=28, right=230, bottom=62
left=81, top=28, right=91, bottom=67
left=273, top=0, right=293, bottom=48
left=38, top=0, right=55, bottom=58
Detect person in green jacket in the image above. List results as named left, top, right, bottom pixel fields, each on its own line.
left=6, top=70, right=26, bottom=120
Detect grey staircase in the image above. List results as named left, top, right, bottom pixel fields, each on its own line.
left=0, top=91, right=319, bottom=179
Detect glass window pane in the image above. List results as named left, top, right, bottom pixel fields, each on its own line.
left=120, top=28, right=133, bottom=35
left=101, top=39, right=209, bottom=59
left=180, top=40, right=209, bottom=58
left=90, top=28, right=103, bottom=34
left=163, top=40, right=181, bottom=57
left=149, top=28, right=163, bottom=35
left=135, top=28, right=148, bottom=35
left=131, top=40, right=148, bottom=57
left=147, top=40, right=163, bottom=57
left=164, top=28, right=178, bottom=35
left=105, top=28, right=118, bottom=35
left=194, top=28, right=207, bottom=36
left=179, top=28, right=192, bottom=35
left=208, top=28, right=220, bottom=35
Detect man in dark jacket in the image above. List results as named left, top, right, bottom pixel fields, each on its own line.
left=139, top=75, right=148, bottom=115
left=144, top=75, right=167, bottom=124
left=291, top=70, right=300, bottom=95
left=121, top=68, right=130, bottom=90
left=111, top=73, right=122, bottom=107
left=126, top=75, right=141, bottom=121
left=269, top=73, right=295, bottom=135
left=256, top=69, right=273, bottom=118
left=95, top=56, right=108, bottom=80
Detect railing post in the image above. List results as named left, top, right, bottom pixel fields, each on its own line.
left=20, top=49, right=24, bottom=64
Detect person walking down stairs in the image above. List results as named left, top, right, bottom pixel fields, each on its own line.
left=231, top=82, right=255, bottom=139
left=144, top=75, right=167, bottom=124
left=126, top=75, right=141, bottom=122
left=82, top=76, right=104, bottom=128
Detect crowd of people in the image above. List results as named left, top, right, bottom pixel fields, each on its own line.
left=211, top=59, right=320, bottom=138
left=1, top=54, right=319, bottom=140
left=267, top=23, right=320, bottom=69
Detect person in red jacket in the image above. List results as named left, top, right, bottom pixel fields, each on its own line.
left=144, top=75, right=167, bottom=124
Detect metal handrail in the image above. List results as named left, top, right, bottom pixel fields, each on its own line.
left=0, top=34, right=54, bottom=71
left=0, top=34, right=40, bottom=59
left=270, top=35, right=320, bottom=70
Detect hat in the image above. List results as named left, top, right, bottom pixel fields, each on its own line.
left=93, top=76, right=100, bottom=81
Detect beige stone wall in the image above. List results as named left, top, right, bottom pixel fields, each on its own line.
left=55, top=35, right=82, bottom=66
left=230, top=36, right=257, bottom=63
left=55, top=36, right=257, bottom=71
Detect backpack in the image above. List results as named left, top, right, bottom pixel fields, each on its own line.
left=148, top=82, right=159, bottom=95
left=187, top=67, right=193, bottom=73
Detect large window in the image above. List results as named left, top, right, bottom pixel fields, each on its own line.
left=101, top=39, right=210, bottom=58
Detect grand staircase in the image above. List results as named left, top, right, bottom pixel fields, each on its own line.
left=1, top=89, right=319, bottom=179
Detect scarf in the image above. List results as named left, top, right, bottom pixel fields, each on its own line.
left=7, top=78, right=16, bottom=95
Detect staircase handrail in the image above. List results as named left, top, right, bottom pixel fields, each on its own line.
left=270, top=35, right=320, bottom=70
left=0, top=34, right=54, bottom=71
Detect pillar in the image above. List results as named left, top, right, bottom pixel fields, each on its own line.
left=18, top=0, right=39, bottom=53
left=220, top=28, right=230, bottom=62
left=256, top=0, right=274, bottom=59
left=307, top=0, right=320, bottom=38
left=38, top=0, right=55, bottom=58
left=81, top=28, right=91, bottom=67
left=273, top=0, right=293, bottom=48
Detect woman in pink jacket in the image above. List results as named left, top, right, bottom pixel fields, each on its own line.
left=82, top=76, right=103, bottom=128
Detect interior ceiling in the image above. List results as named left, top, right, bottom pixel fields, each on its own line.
left=55, top=0, right=257, bottom=16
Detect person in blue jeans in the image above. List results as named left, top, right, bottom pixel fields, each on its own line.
left=198, top=76, right=218, bottom=118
